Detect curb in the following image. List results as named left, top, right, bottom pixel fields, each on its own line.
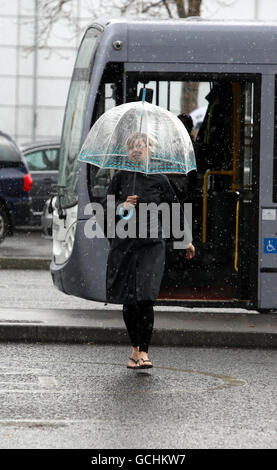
left=0, top=258, right=51, bottom=270
left=0, top=324, right=277, bottom=349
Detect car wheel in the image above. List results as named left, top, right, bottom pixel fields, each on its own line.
left=0, top=204, right=8, bottom=244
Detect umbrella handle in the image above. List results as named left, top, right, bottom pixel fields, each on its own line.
left=119, top=206, right=134, bottom=220
left=142, top=87, right=146, bottom=102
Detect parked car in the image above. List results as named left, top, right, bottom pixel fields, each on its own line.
left=21, top=141, right=60, bottom=226
left=0, top=131, right=33, bottom=243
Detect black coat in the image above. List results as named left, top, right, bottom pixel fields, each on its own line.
left=105, top=171, right=175, bottom=304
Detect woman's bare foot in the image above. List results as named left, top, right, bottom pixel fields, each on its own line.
left=138, top=351, right=153, bottom=368
left=127, top=346, right=140, bottom=368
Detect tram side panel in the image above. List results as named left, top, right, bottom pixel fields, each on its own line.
left=260, top=214, right=277, bottom=309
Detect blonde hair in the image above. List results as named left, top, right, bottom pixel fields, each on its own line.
left=126, top=132, right=155, bottom=153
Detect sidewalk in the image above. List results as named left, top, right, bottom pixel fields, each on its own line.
left=0, top=229, right=52, bottom=269
left=0, top=305, right=277, bottom=348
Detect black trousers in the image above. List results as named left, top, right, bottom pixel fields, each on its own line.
left=122, top=301, right=154, bottom=353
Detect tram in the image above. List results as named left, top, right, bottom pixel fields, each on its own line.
left=50, top=19, right=277, bottom=311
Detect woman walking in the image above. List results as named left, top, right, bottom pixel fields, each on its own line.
left=106, top=132, right=195, bottom=369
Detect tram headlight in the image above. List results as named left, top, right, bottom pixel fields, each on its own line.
left=63, top=222, right=77, bottom=261
left=52, top=204, right=78, bottom=265
left=53, top=221, right=77, bottom=264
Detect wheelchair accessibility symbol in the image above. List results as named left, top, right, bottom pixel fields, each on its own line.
left=263, top=238, right=277, bottom=254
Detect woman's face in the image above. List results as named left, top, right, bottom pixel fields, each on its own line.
left=127, top=138, right=148, bottom=163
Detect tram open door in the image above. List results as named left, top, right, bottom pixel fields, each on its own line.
left=149, top=77, right=261, bottom=309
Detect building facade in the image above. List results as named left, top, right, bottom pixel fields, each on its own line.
left=0, top=0, right=93, bottom=144
left=0, top=0, right=276, bottom=145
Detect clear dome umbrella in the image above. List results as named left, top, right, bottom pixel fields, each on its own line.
left=78, top=93, right=196, bottom=195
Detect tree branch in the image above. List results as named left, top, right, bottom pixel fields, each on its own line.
left=162, top=0, right=173, bottom=18
left=33, top=0, right=203, bottom=53
left=141, top=1, right=166, bottom=14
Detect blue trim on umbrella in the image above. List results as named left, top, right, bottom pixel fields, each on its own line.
left=79, top=152, right=196, bottom=174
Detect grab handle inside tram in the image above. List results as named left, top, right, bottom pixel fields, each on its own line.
left=202, top=170, right=233, bottom=243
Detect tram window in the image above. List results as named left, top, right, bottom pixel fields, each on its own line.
left=88, top=63, right=123, bottom=201
left=274, top=77, right=277, bottom=202
left=88, top=74, right=257, bottom=211
left=137, top=80, right=210, bottom=122
left=104, top=84, right=117, bottom=111
left=243, top=83, right=255, bottom=188
left=58, top=27, right=101, bottom=209
left=135, top=77, right=255, bottom=185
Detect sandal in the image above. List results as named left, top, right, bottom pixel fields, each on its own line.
left=137, top=358, right=153, bottom=369
left=127, top=357, right=139, bottom=369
